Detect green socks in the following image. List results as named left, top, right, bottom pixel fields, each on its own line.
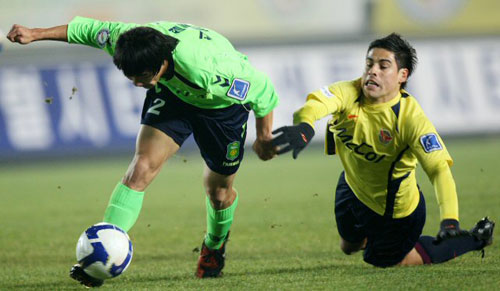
left=205, top=193, right=239, bottom=250
left=103, top=182, right=144, bottom=232
left=102, top=181, right=237, bottom=245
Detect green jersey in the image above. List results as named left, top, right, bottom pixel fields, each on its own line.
left=67, top=16, right=278, bottom=118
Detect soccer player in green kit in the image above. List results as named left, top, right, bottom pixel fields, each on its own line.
left=7, top=17, right=278, bottom=286
left=272, top=33, right=494, bottom=267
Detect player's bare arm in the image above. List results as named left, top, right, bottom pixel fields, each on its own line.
left=253, top=111, right=277, bottom=161
left=7, top=24, right=68, bottom=44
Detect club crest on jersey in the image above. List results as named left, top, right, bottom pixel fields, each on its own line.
left=227, top=79, right=250, bottom=100
left=96, top=29, right=110, bottom=48
left=226, top=141, right=240, bottom=161
left=420, top=133, right=443, bottom=153
left=379, top=129, right=393, bottom=145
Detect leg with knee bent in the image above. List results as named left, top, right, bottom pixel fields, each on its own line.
left=122, top=125, right=180, bottom=191
left=104, top=125, right=179, bottom=232
left=399, top=217, right=495, bottom=266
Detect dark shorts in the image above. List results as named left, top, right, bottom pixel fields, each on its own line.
left=141, top=84, right=249, bottom=175
left=334, top=172, right=426, bottom=267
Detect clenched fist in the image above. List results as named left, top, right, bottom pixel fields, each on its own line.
left=7, top=24, right=36, bottom=44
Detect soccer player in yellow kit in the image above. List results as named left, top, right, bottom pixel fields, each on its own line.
left=273, top=33, right=494, bottom=267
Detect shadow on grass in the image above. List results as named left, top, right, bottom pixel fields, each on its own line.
left=226, top=263, right=355, bottom=277
left=124, top=263, right=369, bottom=284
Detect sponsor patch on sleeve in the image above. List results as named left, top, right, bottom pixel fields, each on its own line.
left=96, top=29, right=110, bottom=48
left=320, top=86, right=335, bottom=97
left=227, top=79, right=250, bottom=101
left=420, top=133, right=443, bottom=153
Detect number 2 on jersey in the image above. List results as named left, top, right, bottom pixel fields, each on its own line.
left=147, top=98, right=166, bottom=115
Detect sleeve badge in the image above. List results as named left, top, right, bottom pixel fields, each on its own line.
left=96, top=29, right=110, bottom=48
left=227, top=79, right=250, bottom=101
left=419, top=133, right=443, bottom=153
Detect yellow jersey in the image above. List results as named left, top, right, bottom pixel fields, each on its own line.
left=294, top=78, right=458, bottom=220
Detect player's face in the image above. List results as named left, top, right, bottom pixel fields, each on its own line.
left=128, top=60, right=168, bottom=89
left=361, top=48, right=408, bottom=104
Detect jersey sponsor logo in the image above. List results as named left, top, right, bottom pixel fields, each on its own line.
left=226, top=141, right=240, bottom=161
left=420, top=133, right=443, bottom=153
left=337, top=128, right=386, bottom=163
left=379, top=129, right=393, bottom=145
left=320, top=86, right=335, bottom=97
left=227, top=79, right=250, bottom=101
left=96, top=29, right=110, bottom=48
left=223, top=160, right=240, bottom=167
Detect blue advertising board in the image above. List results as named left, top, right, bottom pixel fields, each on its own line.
left=0, top=62, right=146, bottom=159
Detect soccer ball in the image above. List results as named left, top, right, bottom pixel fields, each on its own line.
left=75, top=222, right=133, bottom=280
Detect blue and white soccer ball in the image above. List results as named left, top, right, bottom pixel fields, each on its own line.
left=76, top=222, right=133, bottom=280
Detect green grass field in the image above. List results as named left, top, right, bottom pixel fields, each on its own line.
left=1, top=137, right=499, bottom=290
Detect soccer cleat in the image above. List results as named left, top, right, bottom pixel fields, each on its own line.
left=195, top=232, right=230, bottom=278
left=470, top=217, right=495, bottom=248
left=70, top=264, right=104, bottom=288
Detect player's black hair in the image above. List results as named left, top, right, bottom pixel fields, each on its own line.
left=368, top=33, right=417, bottom=89
left=113, top=27, right=179, bottom=77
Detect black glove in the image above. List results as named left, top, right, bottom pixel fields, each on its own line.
left=272, top=123, right=315, bottom=159
left=434, top=219, right=470, bottom=244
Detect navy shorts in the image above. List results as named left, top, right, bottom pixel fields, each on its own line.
left=141, top=84, right=249, bottom=175
left=334, top=172, right=426, bottom=267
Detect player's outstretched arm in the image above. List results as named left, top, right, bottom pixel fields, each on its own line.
left=273, top=89, right=337, bottom=159
left=271, top=122, right=314, bottom=159
left=6, top=24, right=68, bottom=44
